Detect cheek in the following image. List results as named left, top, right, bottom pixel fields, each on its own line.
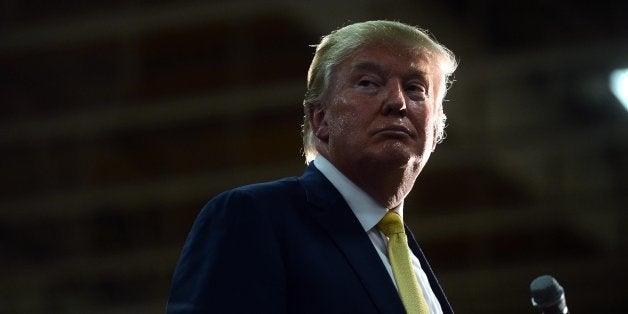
left=409, top=104, right=430, bottom=128
left=409, top=104, right=439, bottom=144
left=327, top=96, right=356, bottom=134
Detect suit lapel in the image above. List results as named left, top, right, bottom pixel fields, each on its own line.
left=298, top=165, right=405, bottom=314
left=406, top=227, right=453, bottom=314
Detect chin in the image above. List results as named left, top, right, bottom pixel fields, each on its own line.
left=374, top=146, right=421, bottom=168
left=388, top=141, right=422, bottom=155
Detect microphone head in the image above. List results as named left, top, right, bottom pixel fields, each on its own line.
left=530, top=275, right=568, bottom=314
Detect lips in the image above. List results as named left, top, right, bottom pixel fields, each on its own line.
left=373, top=124, right=414, bottom=138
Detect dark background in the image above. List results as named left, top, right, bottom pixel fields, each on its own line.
left=1, top=1, right=627, bottom=313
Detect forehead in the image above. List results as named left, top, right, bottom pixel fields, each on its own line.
left=338, top=43, right=442, bottom=78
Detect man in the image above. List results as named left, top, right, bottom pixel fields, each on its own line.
left=167, top=20, right=457, bottom=314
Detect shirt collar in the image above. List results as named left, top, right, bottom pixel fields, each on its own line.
left=313, top=155, right=404, bottom=232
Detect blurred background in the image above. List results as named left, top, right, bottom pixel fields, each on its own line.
left=1, top=0, right=627, bottom=313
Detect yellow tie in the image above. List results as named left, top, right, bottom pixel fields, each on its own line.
left=377, top=211, right=429, bottom=314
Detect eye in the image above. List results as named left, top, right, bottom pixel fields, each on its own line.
left=358, top=79, right=376, bottom=87
left=355, top=77, right=381, bottom=94
left=405, top=83, right=427, bottom=99
left=405, top=83, right=425, bottom=92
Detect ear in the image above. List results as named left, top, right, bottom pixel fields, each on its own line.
left=308, top=104, right=329, bottom=142
left=431, top=111, right=444, bottom=152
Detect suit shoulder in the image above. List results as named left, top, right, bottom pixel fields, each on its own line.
left=200, top=175, right=303, bottom=216
left=235, top=175, right=301, bottom=195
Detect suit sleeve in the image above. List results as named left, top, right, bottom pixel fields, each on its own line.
left=166, top=189, right=287, bottom=314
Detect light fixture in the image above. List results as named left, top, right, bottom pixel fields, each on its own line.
left=610, top=68, right=628, bottom=111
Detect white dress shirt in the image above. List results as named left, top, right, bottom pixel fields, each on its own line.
left=314, top=155, right=443, bottom=314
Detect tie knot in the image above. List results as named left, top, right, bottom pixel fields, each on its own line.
left=377, top=211, right=405, bottom=237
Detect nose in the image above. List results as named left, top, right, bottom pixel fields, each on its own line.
left=381, top=80, right=406, bottom=116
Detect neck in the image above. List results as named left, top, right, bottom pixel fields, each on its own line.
left=335, top=157, right=421, bottom=209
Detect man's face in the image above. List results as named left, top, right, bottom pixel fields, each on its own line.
left=312, top=43, right=445, bottom=178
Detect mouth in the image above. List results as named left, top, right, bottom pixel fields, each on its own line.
left=373, top=125, right=414, bottom=139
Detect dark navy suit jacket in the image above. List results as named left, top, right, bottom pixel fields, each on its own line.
left=167, top=164, right=452, bottom=313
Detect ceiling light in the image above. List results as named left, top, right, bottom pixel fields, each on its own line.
left=610, top=68, right=628, bottom=111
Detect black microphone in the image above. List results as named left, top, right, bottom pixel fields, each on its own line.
left=530, top=275, right=569, bottom=314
